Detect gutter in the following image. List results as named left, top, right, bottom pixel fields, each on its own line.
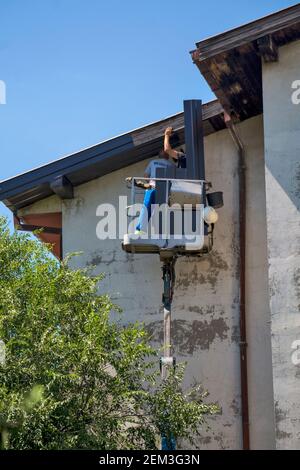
left=224, top=113, right=250, bottom=450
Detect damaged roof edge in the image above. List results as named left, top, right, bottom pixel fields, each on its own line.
left=0, top=99, right=224, bottom=212
left=191, top=3, right=300, bottom=60
left=190, top=4, right=300, bottom=122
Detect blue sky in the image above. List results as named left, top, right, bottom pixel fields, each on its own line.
left=0, top=0, right=296, bottom=223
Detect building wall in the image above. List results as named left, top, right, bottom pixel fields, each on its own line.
left=240, top=116, right=275, bottom=450
left=262, top=39, right=300, bottom=449
left=18, top=115, right=275, bottom=449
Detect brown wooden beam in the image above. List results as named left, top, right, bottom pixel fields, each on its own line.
left=257, top=35, right=278, bottom=62
left=15, top=223, right=61, bottom=234
left=14, top=213, right=63, bottom=259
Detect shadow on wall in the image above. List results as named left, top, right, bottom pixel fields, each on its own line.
left=266, top=158, right=300, bottom=212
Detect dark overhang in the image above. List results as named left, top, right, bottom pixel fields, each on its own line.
left=0, top=100, right=224, bottom=212
left=191, top=4, right=300, bottom=121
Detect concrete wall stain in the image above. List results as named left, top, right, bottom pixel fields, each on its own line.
left=87, top=253, right=103, bottom=266
left=212, top=432, right=227, bottom=449
left=126, top=253, right=135, bottom=273
left=198, top=436, right=212, bottom=445
left=275, top=401, right=288, bottom=424
left=175, top=250, right=229, bottom=291
left=294, top=162, right=300, bottom=200
left=230, top=398, right=240, bottom=416
left=63, top=197, right=85, bottom=216
left=146, top=317, right=229, bottom=355
left=231, top=325, right=240, bottom=344
left=86, top=249, right=117, bottom=267
left=186, top=305, right=225, bottom=316
left=276, top=429, right=293, bottom=440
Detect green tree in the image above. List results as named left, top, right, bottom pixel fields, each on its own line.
left=0, top=217, right=218, bottom=449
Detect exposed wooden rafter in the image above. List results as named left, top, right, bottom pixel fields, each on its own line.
left=191, top=4, right=300, bottom=122
left=257, top=35, right=278, bottom=62
left=193, top=4, right=300, bottom=60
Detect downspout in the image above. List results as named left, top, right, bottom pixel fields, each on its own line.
left=224, top=113, right=250, bottom=450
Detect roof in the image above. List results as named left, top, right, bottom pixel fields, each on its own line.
left=191, top=3, right=300, bottom=121
left=4, top=4, right=299, bottom=214
left=0, top=100, right=224, bottom=212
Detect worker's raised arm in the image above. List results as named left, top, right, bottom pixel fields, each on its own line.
left=164, top=127, right=180, bottom=160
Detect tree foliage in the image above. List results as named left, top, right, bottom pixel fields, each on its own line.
left=0, top=217, right=219, bottom=449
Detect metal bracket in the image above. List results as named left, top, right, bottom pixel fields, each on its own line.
left=160, top=356, right=176, bottom=372
left=50, top=175, right=74, bottom=199
left=161, top=257, right=176, bottom=310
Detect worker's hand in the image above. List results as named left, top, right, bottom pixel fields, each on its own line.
left=165, top=126, right=173, bottom=136
left=125, top=176, right=132, bottom=183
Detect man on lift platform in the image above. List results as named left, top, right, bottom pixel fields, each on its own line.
left=126, top=127, right=186, bottom=234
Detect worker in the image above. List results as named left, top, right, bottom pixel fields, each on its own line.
left=131, top=127, right=186, bottom=234
left=164, top=126, right=186, bottom=169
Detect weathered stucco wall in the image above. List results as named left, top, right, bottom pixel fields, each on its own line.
left=263, top=39, right=300, bottom=449
left=60, top=115, right=274, bottom=449
left=239, top=116, right=275, bottom=449
left=18, top=194, right=62, bottom=216
left=18, top=114, right=275, bottom=449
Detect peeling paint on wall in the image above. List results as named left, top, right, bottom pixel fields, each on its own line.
left=57, top=113, right=274, bottom=449
left=263, top=38, right=300, bottom=449
left=86, top=249, right=117, bottom=267
left=146, top=317, right=229, bottom=355
left=231, top=325, right=240, bottom=344
left=230, top=398, right=240, bottom=416
left=63, top=197, right=85, bottom=217
left=175, top=250, right=228, bottom=292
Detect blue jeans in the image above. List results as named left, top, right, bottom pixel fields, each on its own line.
left=136, top=188, right=156, bottom=232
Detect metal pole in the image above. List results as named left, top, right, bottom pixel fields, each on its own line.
left=225, top=113, right=250, bottom=450
left=161, top=259, right=173, bottom=380
left=160, top=255, right=176, bottom=449
left=163, top=305, right=171, bottom=378
left=183, top=100, right=205, bottom=182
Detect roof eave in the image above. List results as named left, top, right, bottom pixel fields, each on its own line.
left=191, top=4, right=300, bottom=122
left=192, top=3, right=300, bottom=60
left=0, top=99, right=225, bottom=212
